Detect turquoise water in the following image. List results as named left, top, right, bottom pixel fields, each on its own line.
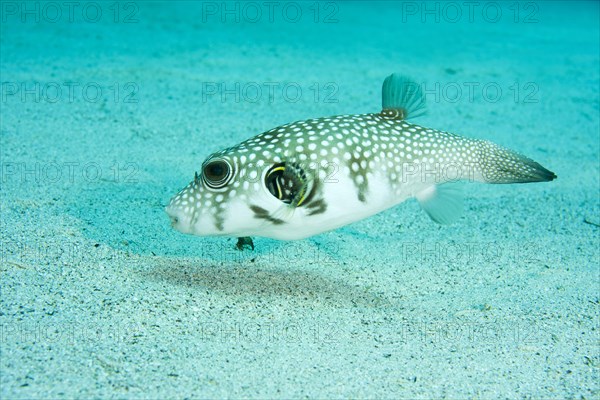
left=1, top=1, right=599, bottom=398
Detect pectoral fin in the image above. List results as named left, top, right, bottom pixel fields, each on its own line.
left=265, top=162, right=315, bottom=207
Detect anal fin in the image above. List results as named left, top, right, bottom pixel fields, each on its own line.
left=415, top=184, right=464, bottom=225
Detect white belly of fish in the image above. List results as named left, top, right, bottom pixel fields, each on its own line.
left=224, top=171, right=421, bottom=240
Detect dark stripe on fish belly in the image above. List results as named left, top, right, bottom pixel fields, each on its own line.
left=249, top=205, right=286, bottom=225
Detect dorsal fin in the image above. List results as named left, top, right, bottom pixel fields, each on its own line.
left=380, top=74, right=426, bottom=120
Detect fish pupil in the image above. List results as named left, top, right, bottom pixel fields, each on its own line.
left=208, top=163, right=224, bottom=179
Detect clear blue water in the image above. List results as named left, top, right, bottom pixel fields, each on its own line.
left=1, top=1, right=598, bottom=398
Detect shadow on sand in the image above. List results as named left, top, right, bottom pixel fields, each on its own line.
left=136, top=257, right=398, bottom=310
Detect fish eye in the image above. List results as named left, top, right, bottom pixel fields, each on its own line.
left=202, top=159, right=232, bottom=189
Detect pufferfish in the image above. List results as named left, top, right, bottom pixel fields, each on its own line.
left=166, top=74, right=556, bottom=244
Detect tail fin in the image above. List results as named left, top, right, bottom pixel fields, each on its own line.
left=474, top=140, right=557, bottom=184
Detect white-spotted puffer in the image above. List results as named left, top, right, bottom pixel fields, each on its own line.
left=166, top=74, right=556, bottom=241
